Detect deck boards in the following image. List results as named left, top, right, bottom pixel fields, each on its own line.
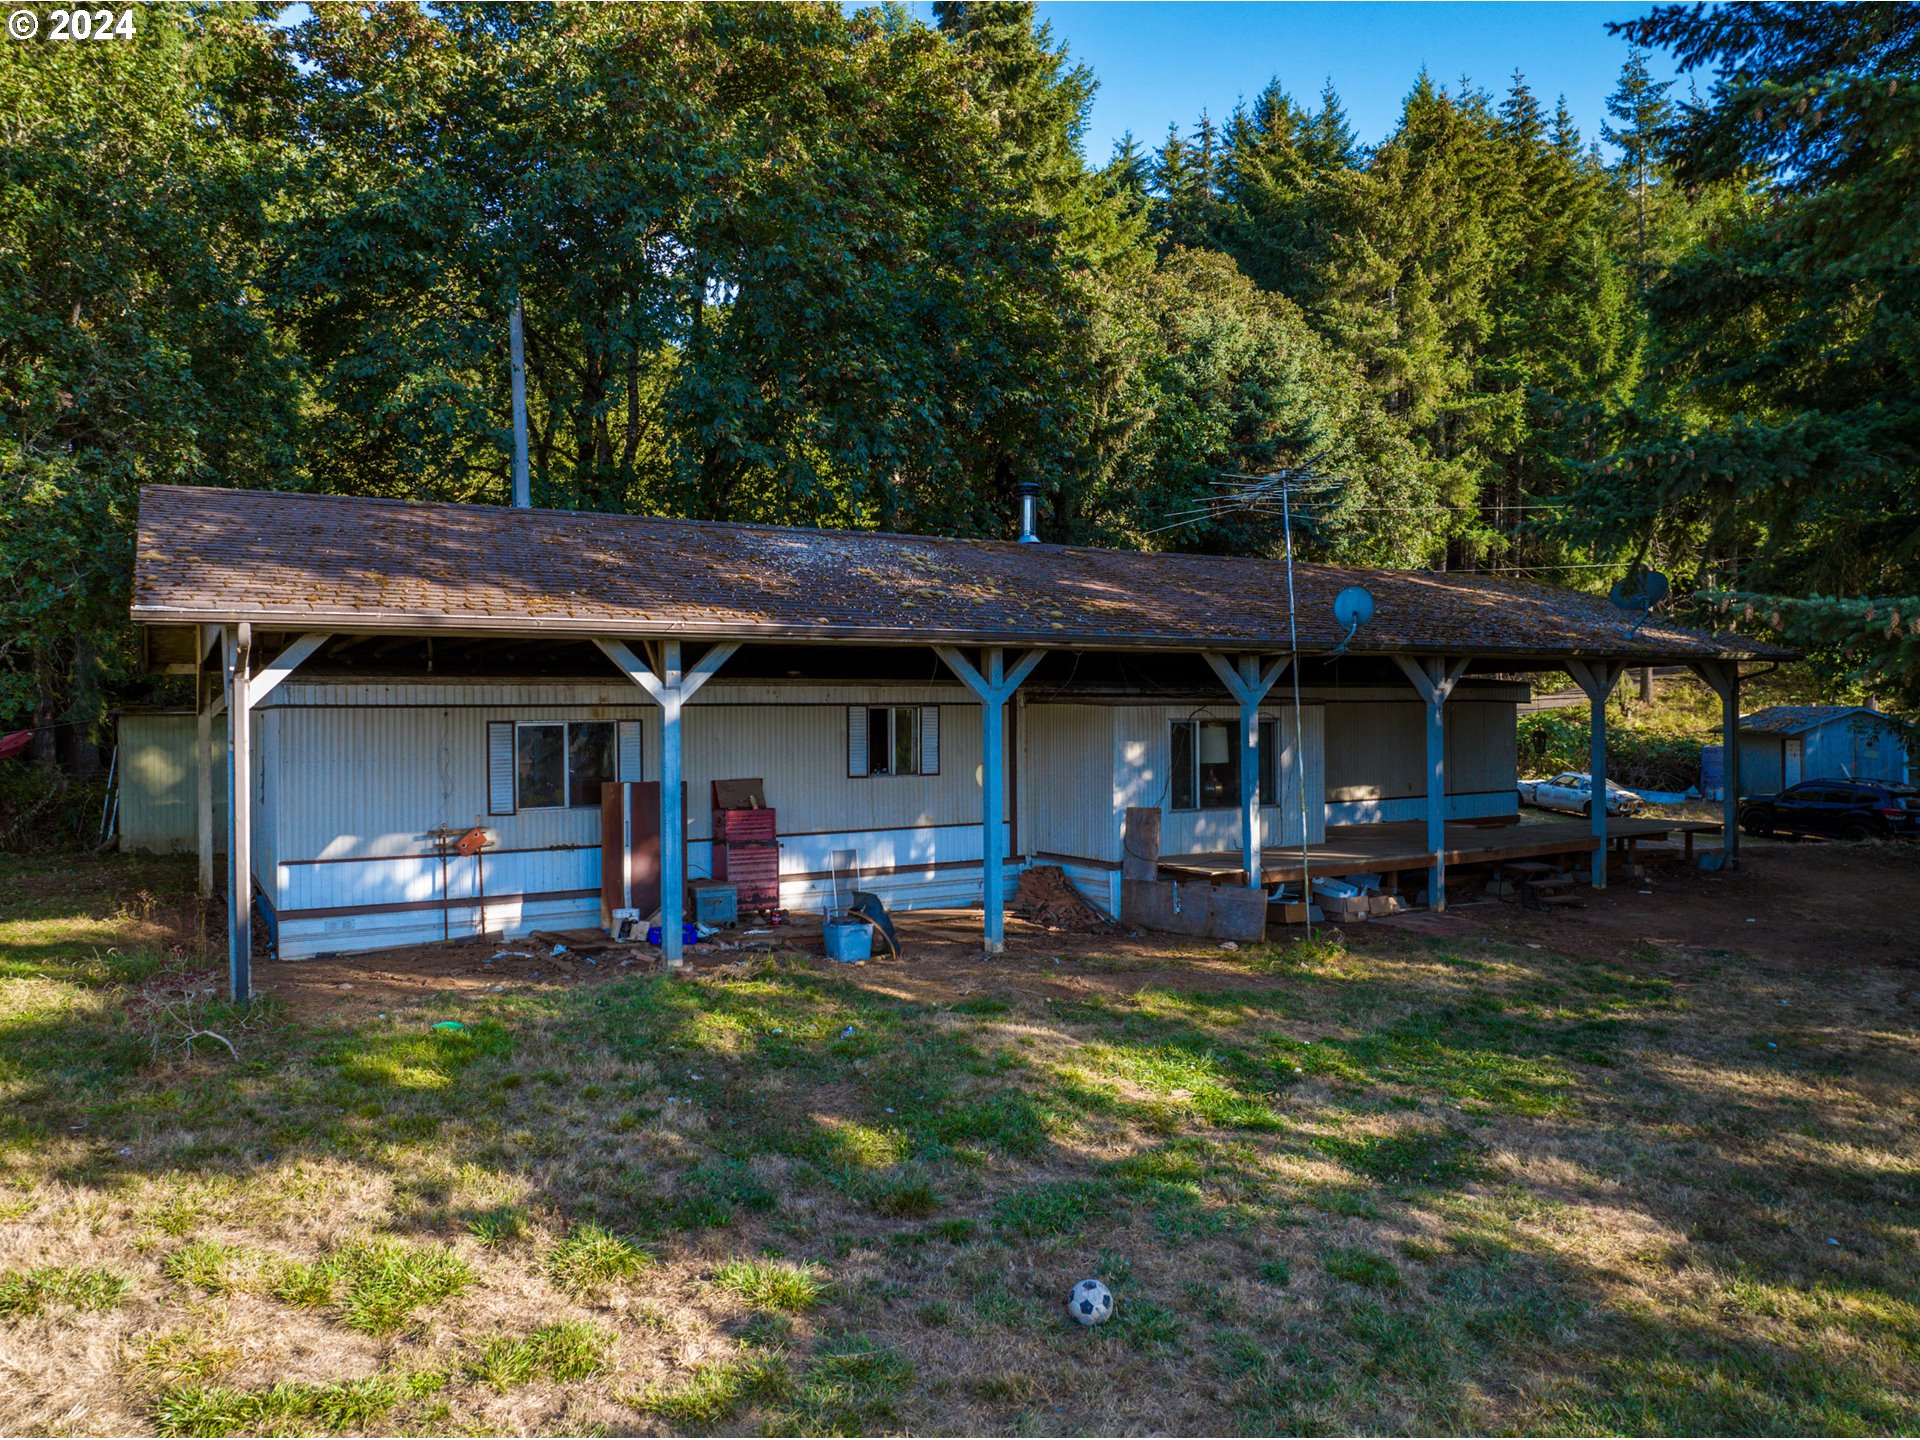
left=1159, top=818, right=1717, bottom=886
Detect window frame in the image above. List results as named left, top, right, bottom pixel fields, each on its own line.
left=866, top=705, right=921, bottom=778
left=513, top=718, right=616, bottom=812
left=1170, top=716, right=1282, bottom=812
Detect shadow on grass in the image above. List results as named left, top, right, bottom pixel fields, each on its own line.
left=3, top=852, right=1917, bottom=1434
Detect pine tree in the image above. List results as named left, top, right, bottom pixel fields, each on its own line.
left=1577, top=4, right=1920, bottom=703
left=1600, top=49, right=1676, bottom=269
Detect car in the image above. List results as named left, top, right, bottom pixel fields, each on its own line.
left=1518, top=772, right=1646, bottom=817
left=1739, top=779, right=1920, bottom=840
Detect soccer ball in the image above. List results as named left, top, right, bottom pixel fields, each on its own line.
left=1067, top=1277, right=1114, bottom=1325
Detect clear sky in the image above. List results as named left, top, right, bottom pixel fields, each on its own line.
left=944, top=2, right=1690, bottom=164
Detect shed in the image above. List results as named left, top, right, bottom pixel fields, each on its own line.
left=1738, top=706, right=1913, bottom=795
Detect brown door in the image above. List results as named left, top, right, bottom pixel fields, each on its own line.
left=601, top=782, right=687, bottom=928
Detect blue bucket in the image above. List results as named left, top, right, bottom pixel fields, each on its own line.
left=823, top=919, right=872, bottom=962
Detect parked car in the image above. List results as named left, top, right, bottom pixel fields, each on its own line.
left=1739, top=779, right=1920, bottom=840
left=1518, top=772, right=1646, bottom=817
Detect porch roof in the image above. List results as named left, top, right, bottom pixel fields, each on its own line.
left=132, top=485, right=1788, bottom=663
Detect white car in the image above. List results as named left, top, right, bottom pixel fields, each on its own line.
left=1518, top=772, right=1645, bottom=817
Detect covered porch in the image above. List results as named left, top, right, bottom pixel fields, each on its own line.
left=1157, top=816, right=1730, bottom=892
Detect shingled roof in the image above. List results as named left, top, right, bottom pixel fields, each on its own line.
left=131, top=486, right=1787, bottom=662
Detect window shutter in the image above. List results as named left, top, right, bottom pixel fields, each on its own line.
left=920, top=706, right=940, bottom=775
left=616, top=719, right=643, bottom=782
left=848, top=706, right=869, bottom=777
left=488, top=721, right=517, bottom=816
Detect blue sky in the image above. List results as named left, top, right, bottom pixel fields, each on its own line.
left=932, top=2, right=1689, bottom=164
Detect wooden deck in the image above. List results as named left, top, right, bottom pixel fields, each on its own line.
left=1158, top=818, right=1722, bottom=887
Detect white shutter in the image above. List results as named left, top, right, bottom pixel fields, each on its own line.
left=616, top=719, right=643, bottom=782
left=848, top=706, right=869, bottom=777
left=487, top=721, right=517, bottom=816
left=920, top=706, right=940, bottom=775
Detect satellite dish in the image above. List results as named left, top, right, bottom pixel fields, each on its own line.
left=1609, top=570, right=1671, bottom=613
left=1333, top=586, right=1376, bottom=629
left=1330, top=585, right=1376, bottom=656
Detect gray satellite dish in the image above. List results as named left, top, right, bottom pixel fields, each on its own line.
left=1330, top=585, right=1375, bottom=655
left=1609, top=570, right=1671, bottom=613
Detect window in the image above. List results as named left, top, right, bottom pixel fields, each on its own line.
left=847, top=706, right=940, bottom=777
left=514, top=720, right=614, bottom=810
left=1170, top=718, right=1281, bottom=810
left=870, top=706, right=919, bottom=776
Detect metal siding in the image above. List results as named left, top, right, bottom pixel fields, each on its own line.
left=1324, top=700, right=1517, bottom=802
left=259, top=680, right=999, bottom=954
left=1023, top=705, right=1119, bottom=861
left=1112, top=704, right=1326, bottom=854
left=117, top=713, right=226, bottom=854
left=1739, top=736, right=1784, bottom=795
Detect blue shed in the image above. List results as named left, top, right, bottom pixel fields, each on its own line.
left=1738, top=706, right=1913, bottom=795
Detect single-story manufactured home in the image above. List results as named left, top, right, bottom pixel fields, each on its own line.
left=129, top=486, right=1787, bottom=1000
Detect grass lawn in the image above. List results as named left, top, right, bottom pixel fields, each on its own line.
left=2, top=853, right=1916, bottom=1436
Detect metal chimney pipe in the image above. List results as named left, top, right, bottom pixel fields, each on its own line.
left=1016, top=480, right=1041, bottom=543
left=509, top=294, right=531, bottom=508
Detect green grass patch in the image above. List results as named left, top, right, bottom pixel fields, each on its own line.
left=466, top=1320, right=613, bottom=1391
left=0, top=1263, right=129, bottom=1318
left=1322, top=1246, right=1403, bottom=1289
left=711, top=1257, right=827, bottom=1312
left=639, top=1352, right=792, bottom=1427
left=152, top=1369, right=441, bottom=1437
left=547, top=1223, right=651, bottom=1296
left=993, top=1178, right=1114, bottom=1238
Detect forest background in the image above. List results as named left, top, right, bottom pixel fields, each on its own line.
left=3, top=1, right=1915, bottom=801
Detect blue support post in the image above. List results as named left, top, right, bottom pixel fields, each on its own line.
left=594, top=637, right=740, bottom=967
left=660, top=642, right=685, bottom=966
left=1392, top=655, right=1470, bottom=912
left=1202, top=652, right=1290, bottom=890
left=982, top=650, right=1006, bottom=953
left=1569, top=660, right=1625, bottom=889
left=935, top=645, right=1046, bottom=955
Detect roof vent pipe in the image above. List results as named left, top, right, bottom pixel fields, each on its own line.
left=509, top=294, right=531, bottom=508
left=1016, top=480, right=1041, bottom=544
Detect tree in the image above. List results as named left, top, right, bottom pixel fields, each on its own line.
left=1574, top=3, right=1920, bottom=703
left=0, top=4, right=301, bottom=760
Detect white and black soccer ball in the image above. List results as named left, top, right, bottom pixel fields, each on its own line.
left=1067, top=1277, right=1114, bottom=1326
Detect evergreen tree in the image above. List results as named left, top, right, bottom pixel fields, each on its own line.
left=1600, top=49, right=1677, bottom=269
left=1575, top=3, right=1920, bottom=703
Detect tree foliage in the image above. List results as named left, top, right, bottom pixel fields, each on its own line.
left=3, top=0, right=1914, bottom=752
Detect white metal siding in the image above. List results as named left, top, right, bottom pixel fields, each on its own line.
left=116, top=713, right=227, bottom=855
left=1112, top=704, right=1327, bottom=856
left=1022, top=705, right=1118, bottom=861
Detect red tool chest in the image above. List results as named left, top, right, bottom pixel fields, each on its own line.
left=711, top=780, right=782, bottom=915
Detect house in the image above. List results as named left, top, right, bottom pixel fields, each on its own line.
left=129, top=486, right=1785, bottom=1000
left=1737, top=705, right=1913, bottom=794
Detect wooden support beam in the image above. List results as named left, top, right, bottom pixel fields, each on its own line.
left=225, top=624, right=253, bottom=1003
left=1689, top=660, right=1742, bottom=870
left=1567, top=660, right=1627, bottom=887
left=1391, top=655, right=1470, bottom=910
left=936, top=646, right=1046, bottom=954
left=594, top=638, right=740, bottom=965
left=1203, top=652, right=1291, bottom=891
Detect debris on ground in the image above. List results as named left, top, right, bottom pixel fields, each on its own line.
left=1016, top=866, right=1114, bottom=932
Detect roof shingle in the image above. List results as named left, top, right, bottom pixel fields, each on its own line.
left=131, top=486, right=1788, bottom=662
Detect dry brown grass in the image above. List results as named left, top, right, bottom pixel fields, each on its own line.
left=1, top=848, right=1916, bottom=1435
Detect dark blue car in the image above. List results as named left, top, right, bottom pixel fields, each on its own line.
left=1740, top=779, right=1920, bottom=840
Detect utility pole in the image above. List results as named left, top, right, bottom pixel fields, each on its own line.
left=509, top=293, right=531, bottom=508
